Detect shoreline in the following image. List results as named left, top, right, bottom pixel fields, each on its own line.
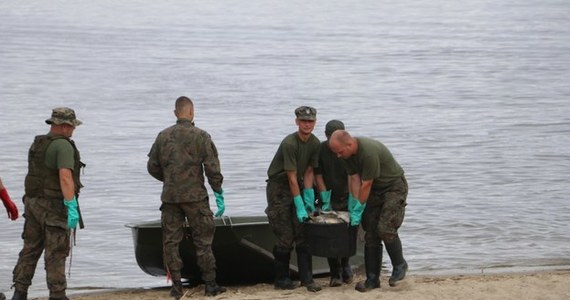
left=33, top=268, right=570, bottom=300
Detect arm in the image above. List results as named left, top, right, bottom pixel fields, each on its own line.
left=59, top=168, right=75, bottom=200
left=147, top=142, right=164, bottom=181
left=303, top=166, right=315, bottom=189
left=348, top=173, right=361, bottom=198
left=315, top=173, right=327, bottom=192
left=357, top=179, right=373, bottom=204
left=287, top=170, right=301, bottom=196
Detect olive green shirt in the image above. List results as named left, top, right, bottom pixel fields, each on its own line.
left=45, top=136, right=75, bottom=171
left=267, top=132, right=320, bottom=182
left=344, top=137, right=404, bottom=191
left=315, top=141, right=348, bottom=197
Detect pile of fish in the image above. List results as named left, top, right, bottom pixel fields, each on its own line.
left=307, top=210, right=350, bottom=224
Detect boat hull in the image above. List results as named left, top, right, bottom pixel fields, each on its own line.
left=126, top=215, right=363, bottom=284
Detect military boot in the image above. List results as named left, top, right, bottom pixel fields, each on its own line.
left=296, top=246, right=322, bottom=292
left=1, top=292, right=6, bottom=300
left=327, top=257, right=342, bottom=287
left=355, top=245, right=381, bottom=292
left=204, top=282, right=226, bottom=297
left=272, top=247, right=298, bottom=290
left=385, top=235, right=408, bottom=287
left=341, top=257, right=354, bottom=284
left=10, top=291, right=27, bottom=300
left=169, top=280, right=183, bottom=299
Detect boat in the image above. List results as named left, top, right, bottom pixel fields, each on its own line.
left=126, top=215, right=364, bottom=284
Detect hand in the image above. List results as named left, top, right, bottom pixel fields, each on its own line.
left=302, top=188, right=316, bottom=213
left=1, top=188, right=19, bottom=221
left=63, top=197, right=79, bottom=229
left=213, top=189, right=225, bottom=217
left=348, top=194, right=366, bottom=226
left=293, top=195, right=308, bottom=223
left=320, top=190, right=332, bottom=211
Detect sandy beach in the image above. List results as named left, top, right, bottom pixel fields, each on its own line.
left=25, top=269, right=565, bottom=300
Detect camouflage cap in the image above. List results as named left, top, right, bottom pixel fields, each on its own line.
left=294, top=106, right=317, bottom=120
left=45, top=107, right=82, bottom=127
left=325, top=119, right=345, bottom=137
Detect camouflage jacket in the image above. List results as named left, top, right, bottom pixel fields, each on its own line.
left=147, top=119, right=223, bottom=203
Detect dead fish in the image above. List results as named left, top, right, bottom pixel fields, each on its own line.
left=308, top=210, right=350, bottom=224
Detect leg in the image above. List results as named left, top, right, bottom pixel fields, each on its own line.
left=12, top=203, right=45, bottom=298
left=378, top=176, right=408, bottom=287
left=327, top=257, right=342, bottom=287
left=266, top=181, right=298, bottom=290
left=160, top=204, right=186, bottom=299
left=355, top=196, right=383, bottom=292
left=44, top=225, right=70, bottom=299
left=295, top=245, right=321, bottom=292
left=183, top=202, right=226, bottom=297
left=341, top=257, right=354, bottom=283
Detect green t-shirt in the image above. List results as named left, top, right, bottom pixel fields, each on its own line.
left=315, top=141, right=348, bottom=195
left=267, top=132, right=320, bottom=182
left=45, top=137, right=75, bottom=171
left=344, top=137, right=404, bottom=191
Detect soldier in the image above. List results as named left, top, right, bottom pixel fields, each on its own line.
left=11, top=107, right=85, bottom=300
left=329, top=130, right=409, bottom=292
left=314, top=120, right=354, bottom=287
left=265, top=106, right=322, bottom=292
left=147, top=96, right=226, bottom=299
left=1, top=177, right=19, bottom=221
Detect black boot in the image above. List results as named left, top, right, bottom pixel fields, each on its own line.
left=0, top=292, right=6, bottom=300
left=296, top=246, right=321, bottom=292
left=11, top=291, right=27, bottom=300
left=355, top=245, right=381, bottom=292
left=385, top=235, right=408, bottom=287
left=341, top=257, right=354, bottom=284
left=272, top=246, right=298, bottom=290
left=170, top=280, right=183, bottom=299
left=327, top=257, right=342, bottom=287
left=204, top=281, right=226, bottom=297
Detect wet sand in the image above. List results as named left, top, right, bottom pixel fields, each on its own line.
left=41, top=270, right=570, bottom=300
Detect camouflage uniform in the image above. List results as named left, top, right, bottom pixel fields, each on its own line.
left=12, top=107, right=84, bottom=299
left=147, top=118, right=223, bottom=283
left=314, top=120, right=353, bottom=285
left=265, top=106, right=321, bottom=291
left=343, top=136, right=408, bottom=290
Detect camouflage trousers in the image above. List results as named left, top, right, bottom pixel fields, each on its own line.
left=12, top=197, right=70, bottom=299
left=161, top=201, right=217, bottom=282
left=361, top=176, right=408, bottom=245
left=265, top=179, right=307, bottom=252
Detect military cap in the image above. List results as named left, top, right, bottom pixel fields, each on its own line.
left=325, top=119, right=345, bottom=137
left=45, top=107, right=82, bottom=127
left=294, top=106, right=317, bottom=120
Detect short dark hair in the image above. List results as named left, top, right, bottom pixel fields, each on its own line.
left=175, top=96, right=193, bottom=113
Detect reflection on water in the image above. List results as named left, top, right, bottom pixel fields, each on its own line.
left=1, top=0, right=569, bottom=297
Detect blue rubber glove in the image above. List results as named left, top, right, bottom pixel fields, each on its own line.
left=320, top=190, right=332, bottom=211
left=293, top=195, right=308, bottom=223
left=348, top=194, right=366, bottom=226
left=302, top=188, right=316, bottom=213
left=63, top=196, right=79, bottom=229
left=214, top=189, right=225, bottom=217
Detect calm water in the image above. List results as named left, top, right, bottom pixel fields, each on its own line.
left=1, top=0, right=569, bottom=297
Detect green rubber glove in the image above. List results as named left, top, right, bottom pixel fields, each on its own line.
left=302, top=188, right=316, bottom=213
left=348, top=194, right=366, bottom=226
left=320, top=190, right=332, bottom=211
left=63, top=196, right=79, bottom=229
left=214, top=189, right=225, bottom=217
left=293, top=195, right=308, bottom=223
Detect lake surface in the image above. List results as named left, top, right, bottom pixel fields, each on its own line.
left=1, top=0, right=569, bottom=297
